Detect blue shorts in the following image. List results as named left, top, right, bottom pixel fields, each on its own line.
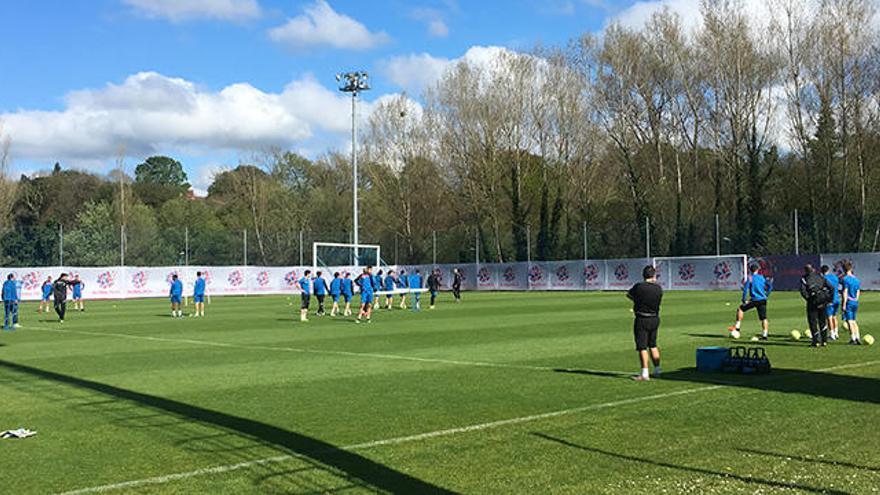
left=171, top=295, right=182, bottom=304
left=73, top=290, right=82, bottom=299
left=361, top=293, right=374, bottom=304
left=843, top=301, right=859, bottom=321
left=826, top=302, right=839, bottom=317
left=343, top=294, right=352, bottom=303
left=332, top=294, right=340, bottom=303
left=193, top=295, right=205, bottom=303
left=42, top=295, right=51, bottom=302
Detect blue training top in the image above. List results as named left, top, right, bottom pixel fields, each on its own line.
left=330, top=277, right=342, bottom=296
left=843, top=275, right=861, bottom=302
left=194, top=277, right=206, bottom=296
left=2, top=280, right=17, bottom=301
left=359, top=275, right=375, bottom=295
left=742, top=273, right=771, bottom=302
left=398, top=274, right=409, bottom=288
left=170, top=279, right=183, bottom=297
left=42, top=282, right=53, bottom=298
left=298, top=277, right=311, bottom=295
left=384, top=276, right=395, bottom=291
left=313, top=276, right=327, bottom=296
left=408, top=274, right=423, bottom=289
left=824, top=273, right=840, bottom=303
left=341, top=278, right=354, bottom=296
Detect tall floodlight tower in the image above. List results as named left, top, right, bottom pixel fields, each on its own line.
left=336, top=71, right=371, bottom=265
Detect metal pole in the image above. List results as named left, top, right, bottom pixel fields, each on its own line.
left=583, top=221, right=588, bottom=261
left=794, top=209, right=799, bottom=256
left=352, top=92, right=360, bottom=266
left=526, top=225, right=531, bottom=263
left=120, top=224, right=125, bottom=266
left=59, top=224, right=64, bottom=267
left=645, top=217, right=651, bottom=259
left=432, top=230, right=437, bottom=266
left=395, top=233, right=399, bottom=266
left=475, top=230, right=480, bottom=265
left=184, top=227, right=189, bottom=267
left=299, top=230, right=304, bottom=266
left=715, top=214, right=720, bottom=256
left=243, top=229, right=248, bottom=266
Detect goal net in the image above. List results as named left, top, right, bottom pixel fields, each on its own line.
left=313, top=242, right=381, bottom=270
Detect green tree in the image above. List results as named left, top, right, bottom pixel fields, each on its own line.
left=134, top=156, right=189, bottom=208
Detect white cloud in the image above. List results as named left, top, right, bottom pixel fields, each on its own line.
left=268, top=0, right=389, bottom=51
left=122, top=0, right=261, bottom=21
left=609, top=0, right=775, bottom=33
left=192, top=163, right=228, bottom=194
left=380, top=45, right=511, bottom=93
left=411, top=7, right=450, bottom=37
left=0, top=71, right=380, bottom=164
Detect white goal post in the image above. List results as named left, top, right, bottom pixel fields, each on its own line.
left=313, top=242, right=382, bottom=270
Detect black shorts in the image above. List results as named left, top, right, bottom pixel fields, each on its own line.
left=301, top=294, right=311, bottom=309
left=634, top=316, right=659, bottom=351
left=740, top=300, right=768, bottom=320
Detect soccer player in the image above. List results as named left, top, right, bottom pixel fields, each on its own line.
left=170, top=274, right=184, bottom=318
left=841, top=262, right=862, bottom=345
left=383, top=270, right=396, bottom=310
left=427, top=269, right=441, bottom=309
left=627, top=266, right=663, bottom=381
left=398, top=269, right=408, bottom=309
left=52, top=273, right=71, bottom=323
left=313, top=271, right=328, bottom=316
left=341, top=273, right=354, bottom=317
left=3, top=274, right=20, bottom=330
left=822, top=265, right=841, bottom=340
left=71, top=277, right=85, bottom=311
left=330, top=272, right=342, bottom=316
left=192, top=271, right=207, bottom=317
left=372, top=269, right=383, bottom=310
left=409, top=269, right=423, bottom=311
left=357, top=267, right=375, bottom=323
left=730, top=264, right=772, bottom=340
left=298, top=270, right=312, bottom=322
left=39, top=276, right=53, bottom=315
left=452, top=268, right=462, bottom=303
left=800, top=264, right=834, bottom=347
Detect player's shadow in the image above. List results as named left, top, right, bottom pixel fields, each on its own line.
left=660, top=367, right=880, bottom=405
left=687, top=333, right=807, bottom=347
left=736, top=447, right=880, bottom=473
left=0, top=359, right=457, bottom=495
left=553, top=368, right=630, bottom=379
left=531, top=433, right=849, bottom=495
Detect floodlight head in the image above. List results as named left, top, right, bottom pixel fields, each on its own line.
left=337, top=71, right=371, bottom=95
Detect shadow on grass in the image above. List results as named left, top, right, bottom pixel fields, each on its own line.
left=737, top=447, right=880, bottom=472
left=532, top=433, right=850, bottom=495
left=553, top=368, right=630, bottom=379
left=0, top=359, right=457, bottom=495
left=659, top=367, right=880, bottom=405
left=687, top=333, right=807, bottom=347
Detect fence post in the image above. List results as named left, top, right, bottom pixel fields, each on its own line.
left=59, top=224, right=64, bottom=267
left=432, top=230, right=437, bottom=266
left=715, top=214, right=720, bottom=256
left=299, top=230, right=304, bottom=266
left=243, top=229, right=248, bottom=267
left=794, top=209, right=799, bottom=256
left=645, top=217, right=651, bottom=259
left=583, top=221, right=588, bottom=261
left=184, top=227, right=189, bottom=267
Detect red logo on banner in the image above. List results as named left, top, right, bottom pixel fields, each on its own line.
left=614, top=264, right=629, bottom=281
left=678, top=263, right=696, bottom=281
left=528, top=265, right=544, bottom=283
left=555, top=265, right=570, bottom=282
left=478, top=267, right=491, bottom=283
left=227, top=270, right=244, bottom=287
left=97, top=271, right=115, bottom=289
left=503, top=267, right=517, bottom=282
left=256, top=271, right=270, bottom=287
left=584, top=264, right=600, bottom=282
left=131, top=271, right=147, bottom=288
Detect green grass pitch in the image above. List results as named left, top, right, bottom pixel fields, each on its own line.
left=1, top=291, right=878, bottom=494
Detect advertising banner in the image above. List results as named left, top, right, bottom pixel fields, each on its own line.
left=605, top=259, right=651, bottom=290
left=656, top=256, right=746, bottom=291
left=820, top=253, right=880, bottom=290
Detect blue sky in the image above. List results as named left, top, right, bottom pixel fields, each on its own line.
left=0, top=0, right=680, bottom=193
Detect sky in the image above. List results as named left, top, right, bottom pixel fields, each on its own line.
left=0, top=0, right=714, bottom=194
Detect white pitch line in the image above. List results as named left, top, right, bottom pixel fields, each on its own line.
left=53, top=358, right=880, bottom=495
left=29, top=326, right=630, bottom=375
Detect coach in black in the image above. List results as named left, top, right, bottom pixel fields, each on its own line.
left=627, top=265, right=663, bottom=381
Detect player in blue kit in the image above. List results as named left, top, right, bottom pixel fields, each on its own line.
left=39, top=276, right=53, bottom=316
left=841, top=262, right=862, bottom=345
left=3, top=274, right=20, bottom=330
left=313, top=271, right=328, bottom=316
left=192, top=271, right=207, bottom=317
left=329, top=272, right=342, bottom=316
left=357, top=266, right=375, bottom=323
left=821, top=265, right=841, bottom=340
left=408, top=269, right=423, bottom=311
left=730, top=264, right=772, bottom=340
left=298, top=270, right=312, bottom=323
left=371, top=270, right=383, bottom=310
left=341, top=273, right=354, bottom=316
left=71, top=277, right=85, bottom=312
left=398, top=269, right=409, bottom=309
left=169, top=274, right=184, bottom=318
left=383, top=270, right=396, bottom=310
